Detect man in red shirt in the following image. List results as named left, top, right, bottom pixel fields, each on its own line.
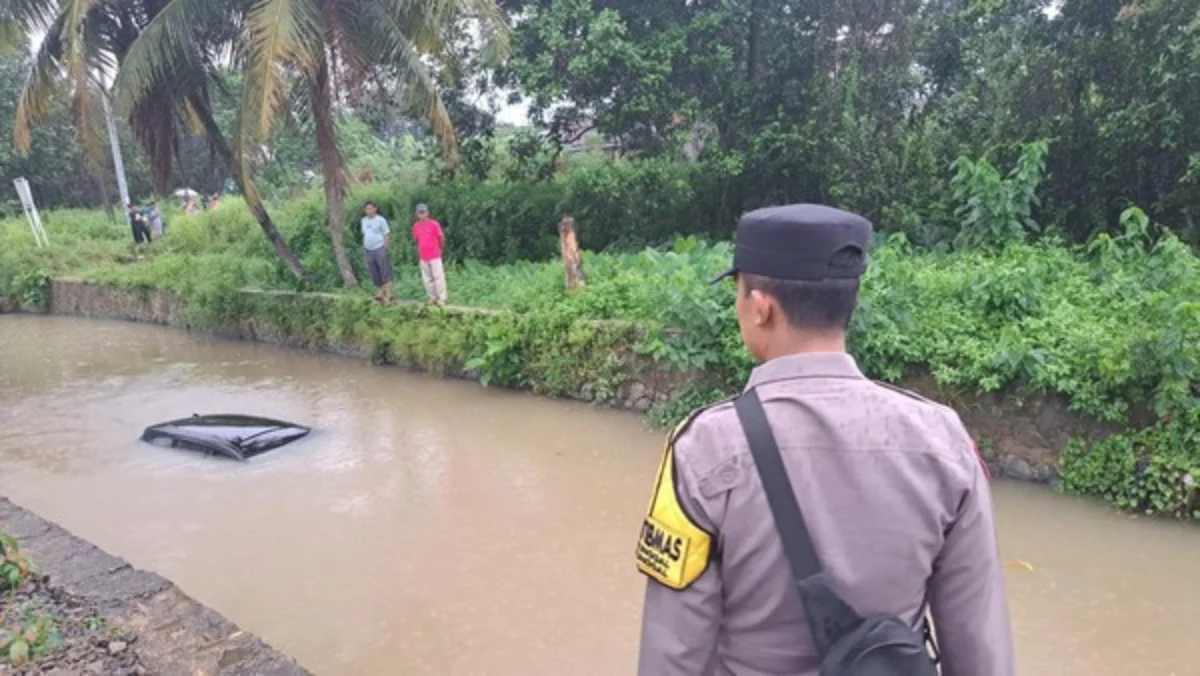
left=412, top=203, right=448, bottom=305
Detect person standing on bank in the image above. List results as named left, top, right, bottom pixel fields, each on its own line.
left=361, top=201, right=393, bottom=304
left=128, top=203, right=150, bottom=245
left=412, top=203, right=448, bottom=305
left=635, top=204, right=1014, bottom=676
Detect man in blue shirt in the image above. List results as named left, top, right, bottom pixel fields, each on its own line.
left=361, top=201, right=393, bottom=303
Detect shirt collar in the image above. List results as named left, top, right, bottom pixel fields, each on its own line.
left=744, top=352, right=865, bottom=391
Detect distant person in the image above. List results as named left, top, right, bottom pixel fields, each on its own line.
left=361, top=201, right=393, bottom=304
left=146, top=201, right=165, bottom=237
left=128, top=204, right=150, bottom=245
left=412, top=203, right=447, bottom=305
left=183, top=197, right=198, bottom=216
left=208, top=193, right=221, bottom=210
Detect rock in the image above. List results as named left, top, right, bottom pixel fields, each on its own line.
left=999, top=456, right=1034, bottom=482
left=634, top=397, right=653, bottom=412
left=87, top=660, right=106, bottom=674
left=579, top=383, right=595, bottom=402
left=628, top=382, right=647, bottom=401
left=109, top=640, right=128, bottom=655
left=656, top=392, right=669, bottom=404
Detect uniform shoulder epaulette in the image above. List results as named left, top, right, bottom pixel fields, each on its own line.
left=667, top=393, right=738, bottom=444
left=871, top=380, right=940, bottom=406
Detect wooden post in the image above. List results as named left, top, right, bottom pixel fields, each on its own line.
left=558, top=214, right=586, bottom=290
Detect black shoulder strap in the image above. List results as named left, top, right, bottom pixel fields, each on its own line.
left=733, top=390, right=822, bottom=580
left=734, top=388, right=865, bottom=655
left=736, top=389, right=944, bottom=661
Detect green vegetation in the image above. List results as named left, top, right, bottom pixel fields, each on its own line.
left=502, top=0, right=1200, bottom=248
left=1, top=165, right=1198, bottom=518
left=1, top=531, right=57, bottom=666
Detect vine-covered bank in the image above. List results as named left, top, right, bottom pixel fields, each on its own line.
left=2, top=203, right=1198, bottom=520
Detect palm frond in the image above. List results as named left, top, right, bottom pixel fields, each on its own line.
left=0, top=19, right=27, bottom=54
left=0, top=0, right=60, bottom=33
left=234, top=0, right=322, bottom=209
left=13, top=13, right=66, bottom=154
left=350, top=0, right=506, bottom=168
left=112, top=0, right=214, bottom=116
left=126, top=60, right=218, bottom=188
left=453, top=0, right=510, bottom=66
left=393, top=0, right=455, bottom=55
left=59, top=0, right=110, bottom=167
left=238, top=0, right=322, bottom=142
left=128, top=87, right=180, bottom=188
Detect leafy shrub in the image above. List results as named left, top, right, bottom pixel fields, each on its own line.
left=1, top=531, right=34, bottom=592
left=12, top=269, right=48, bottom=309
left=950, top=140, right=1049, bottom=249
left=1, top=531, right=57, bottom=667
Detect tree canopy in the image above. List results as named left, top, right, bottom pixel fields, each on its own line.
left=2, top=0, right=1199, bottom=248
left=501, top=0, right=1200, bottom=244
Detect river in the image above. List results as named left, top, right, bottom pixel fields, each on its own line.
left=0, top=315, right=1195, bottom=675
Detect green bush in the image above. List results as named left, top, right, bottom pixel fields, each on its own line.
left=327, top=160, right=740, bottom=268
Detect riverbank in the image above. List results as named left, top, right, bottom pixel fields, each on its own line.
left=2, top=203, right=1197, bottom=519
left=26, top=276, right=1102, bottom=485
left=0, top=497, right=309, bottom=675
left=4, top=573, right=145, bottom=675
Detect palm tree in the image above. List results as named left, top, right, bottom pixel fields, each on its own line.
left=119, top=0, right=508, bottom=287
left=4, top=0, right=312, bottom=282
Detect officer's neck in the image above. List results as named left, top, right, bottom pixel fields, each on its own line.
left=760, top=330, right=846, bottom=362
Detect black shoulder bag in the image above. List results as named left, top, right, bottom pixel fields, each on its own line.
left=734, top=389, right=939, bottom=676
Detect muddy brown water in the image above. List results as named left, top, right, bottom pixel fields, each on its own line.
left=0, top=315, right=1195, bottom=675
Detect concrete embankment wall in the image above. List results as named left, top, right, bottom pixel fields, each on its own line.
left=44, top=277, right=696, bottom=412
left=35, top=277, right=1109, bottom=481
left=0, top=497, right=309, bottom=675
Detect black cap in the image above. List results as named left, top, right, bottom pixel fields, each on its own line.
left=710, top=204, right=873, bottom=284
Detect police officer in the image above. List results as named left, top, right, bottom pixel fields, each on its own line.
left=635, top=204, right=1014, bottom=675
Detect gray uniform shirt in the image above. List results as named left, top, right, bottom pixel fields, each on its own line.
left=637, top=353, right=1014, bottom=676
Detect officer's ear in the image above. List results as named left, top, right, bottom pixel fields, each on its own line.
left=736, top=275, right=776, bottom=328
left=748, top=288, right=776, bottom=328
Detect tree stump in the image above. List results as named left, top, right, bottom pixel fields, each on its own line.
left=558, top=214, right=586, bottom=290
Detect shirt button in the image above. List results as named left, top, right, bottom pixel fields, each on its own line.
left=718, top=465, right=739, bottom=486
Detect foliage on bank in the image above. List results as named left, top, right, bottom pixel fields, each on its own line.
left=1, top=199, right=1198, bottom=519
left=1, top=531, right=55, bottom=666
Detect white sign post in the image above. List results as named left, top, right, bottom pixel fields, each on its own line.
left=13, top=177, right=48, bottom=248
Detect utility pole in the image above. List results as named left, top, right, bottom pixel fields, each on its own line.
left=102, top=93, right=131, bottom=226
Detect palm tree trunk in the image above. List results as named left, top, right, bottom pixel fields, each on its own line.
left=311, top=51, right=357, bottom=287
left=188, top=94, right=311, bottom=282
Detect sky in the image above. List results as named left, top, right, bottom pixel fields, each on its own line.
left=495, top=97, right=531, bottom=127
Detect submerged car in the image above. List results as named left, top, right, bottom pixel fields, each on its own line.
left=141, top=414, right=311, bottom=461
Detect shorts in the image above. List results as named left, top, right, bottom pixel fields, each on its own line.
left=364, top=246, right=393, bottom=286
